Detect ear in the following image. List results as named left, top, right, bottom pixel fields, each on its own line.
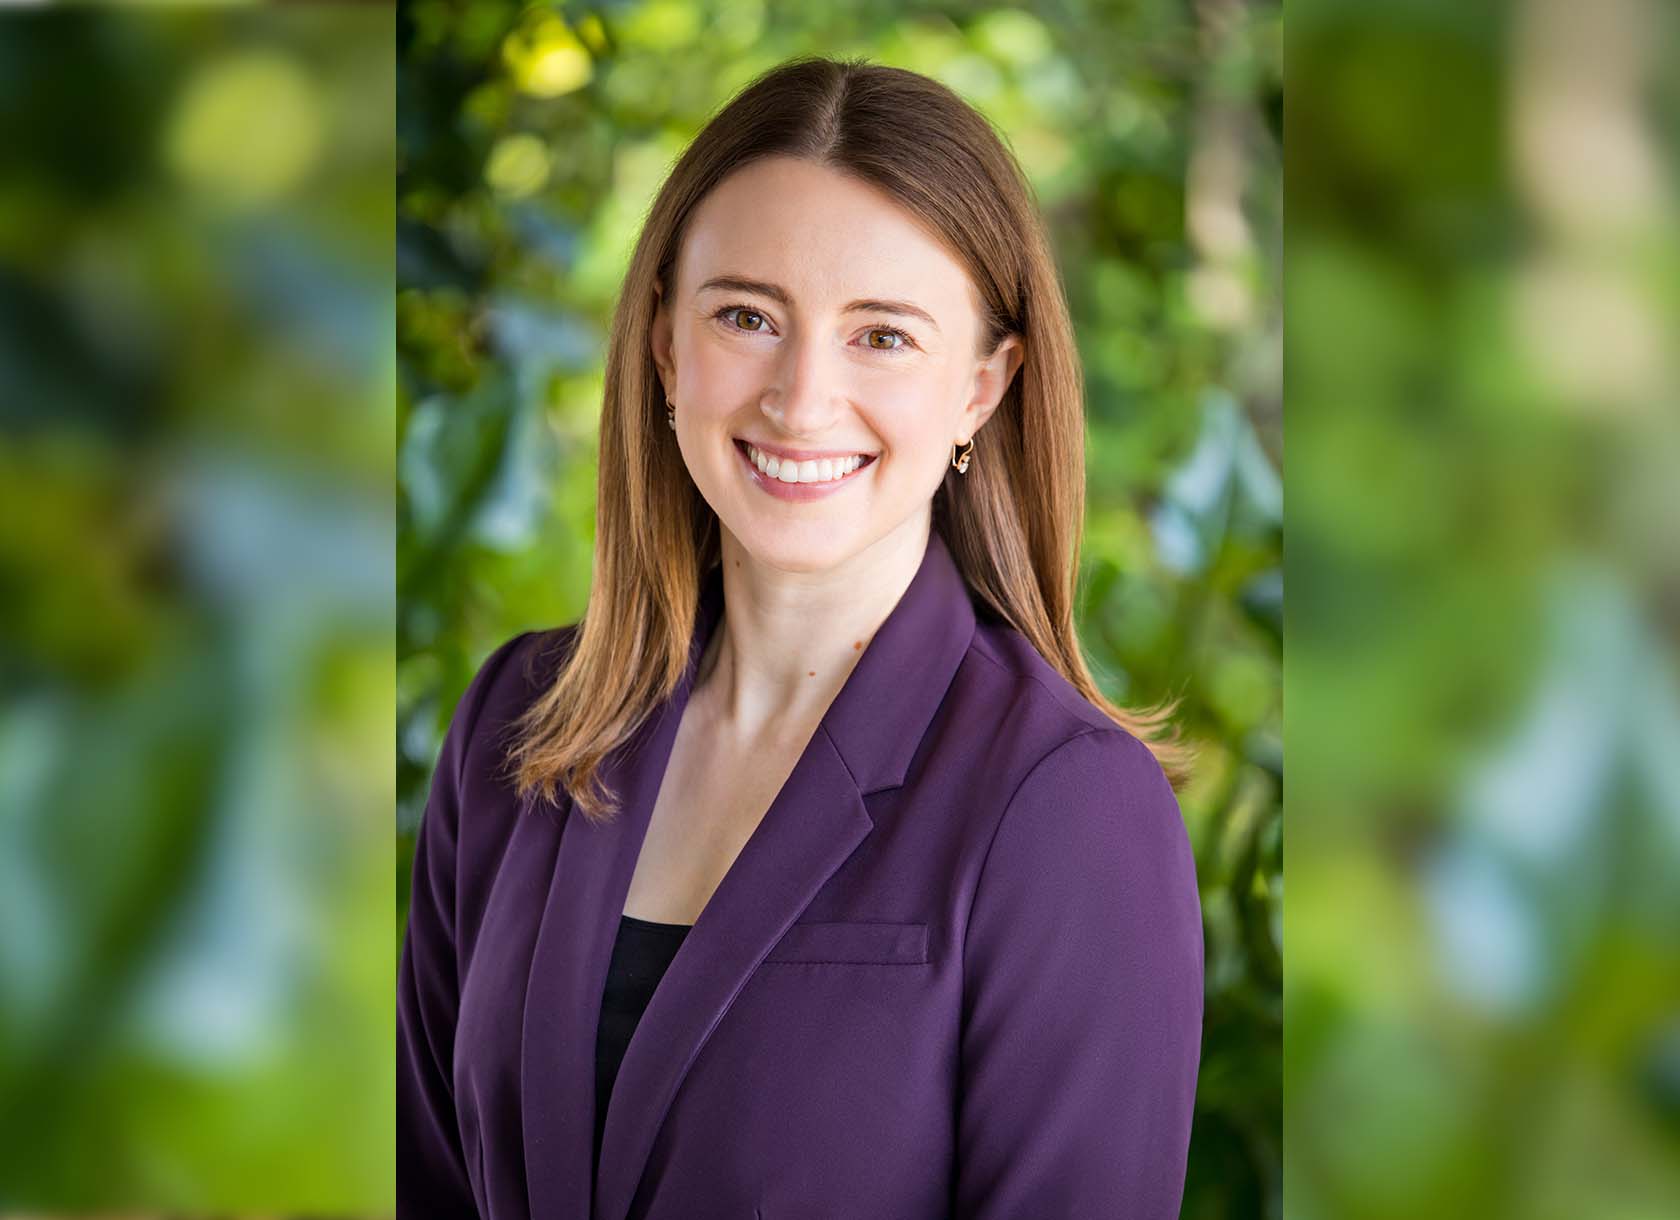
left=958, top=333, right=1024, bottom=442
left=650, top=279, right=677, bottom=400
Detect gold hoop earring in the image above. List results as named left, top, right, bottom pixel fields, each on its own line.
left=952, top=437, right=974, bottom=474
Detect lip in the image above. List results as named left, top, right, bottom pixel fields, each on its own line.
left=733, top=437, right=878, bottom=463
left=733, top=438, right=877, bottom=502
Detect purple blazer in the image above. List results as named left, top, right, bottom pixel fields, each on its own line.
left=399, top=528, right=1204, bottom=1220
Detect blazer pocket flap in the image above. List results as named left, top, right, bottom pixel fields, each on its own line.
left=762, top=920, right=929, bottom=965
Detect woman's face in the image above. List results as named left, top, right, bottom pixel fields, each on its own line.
left=651, top=156, right=1022, bottom=577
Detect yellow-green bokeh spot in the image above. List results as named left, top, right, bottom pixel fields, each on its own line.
left=502, top=14, right=593, bottom=99
left=164, top=51, right=322, bottom=206
left=620, top=0, right=701, bottom=51
left=971, top=10, right=1054, bottom=68
left=486, top=133, right=550, bottom=198
left=575, top=14, right=609, bottom=56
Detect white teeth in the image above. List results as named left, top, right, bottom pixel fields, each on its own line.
left=745, top=444, right=868, bottom=483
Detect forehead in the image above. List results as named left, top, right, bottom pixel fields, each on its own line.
left=676, top=157, right=978, bottom=320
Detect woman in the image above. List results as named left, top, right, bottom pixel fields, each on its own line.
left=398, top=56, right=1203, bottom=1220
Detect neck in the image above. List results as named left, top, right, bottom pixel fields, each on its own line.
left=694, top=514, right=931, bottom=743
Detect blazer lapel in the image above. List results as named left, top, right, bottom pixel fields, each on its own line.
left=592, top=732, right=872, bottom=1220
left=520, top=570, right=723, bottom=1220
left=519, top=672, right=679, bottom=1220
left=523, top=527, right=978, bottom=1220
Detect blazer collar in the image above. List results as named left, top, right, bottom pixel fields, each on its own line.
left=519, top=527, right=976, bottom=1220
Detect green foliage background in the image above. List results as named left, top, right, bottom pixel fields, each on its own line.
left=1287, top=1, right=1680, bottom=1217
left=0, top=6, right=395, bottom=1211
left=398, top=3, right=1282, bottom=1218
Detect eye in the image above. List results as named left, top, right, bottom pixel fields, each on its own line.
left=863, top=326, right=913, bottom=353
left=710, top=304, right=915, bottom=354
left=713, top=305, right=771, bottom=334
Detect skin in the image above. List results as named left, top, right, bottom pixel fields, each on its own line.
left=649, top=155, right=1023, bottom=746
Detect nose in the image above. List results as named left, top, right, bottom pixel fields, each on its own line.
left=759, top=327, right=843, bottom=437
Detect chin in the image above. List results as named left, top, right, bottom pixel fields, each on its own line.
left=752, top=540, right=855, bottom=577
left=730, top=521, right=862, bottom=577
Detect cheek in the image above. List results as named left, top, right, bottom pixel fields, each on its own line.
left=867, top=378, right=958, bottom=449
left=682, top=334, right=762, bottom=398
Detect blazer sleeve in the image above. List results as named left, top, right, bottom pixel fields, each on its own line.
left=397, top=631, right=533, bottom=1220
left=954, top=728, right=1204, bottom=1220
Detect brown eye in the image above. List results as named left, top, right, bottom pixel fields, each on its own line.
left=866, top=328, right=907, bottom=351
left=732, top=309, right=765, bottom=331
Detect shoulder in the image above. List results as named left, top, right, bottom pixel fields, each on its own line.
left=455, top=623, right=579, bottom=745
left=955, top=621, right=1193, bottom=907
left=964, top=617, right=1124, bottom=739
left=432, top=621, right=581, bottom=811
left=477, top=622, right=579, bottom=710
left=993, top=727, right=1184, bottom=859
left=966, top=724, right=1201, bottom=975
left=942, top=616, right=1154, bottom=792
left=419, top=622, right=584, bottom=895
left=999, top=727, right=1183, bottom=855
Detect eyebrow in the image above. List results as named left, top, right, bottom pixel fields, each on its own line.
left=695, top=275, right=941, bottom=334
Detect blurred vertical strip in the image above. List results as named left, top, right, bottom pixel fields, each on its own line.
left=1288, top=0, right=1680, bottom=1216
left=0, top=2, right=395, bottom=1212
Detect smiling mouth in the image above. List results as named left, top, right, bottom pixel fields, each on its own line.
left=733, top=439, right=878, bottom=485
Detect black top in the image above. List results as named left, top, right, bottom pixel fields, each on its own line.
left=594, top=913, right=693, bottom=1175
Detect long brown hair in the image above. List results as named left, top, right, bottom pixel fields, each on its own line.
left=508, top=55, right=1189, bottom=824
